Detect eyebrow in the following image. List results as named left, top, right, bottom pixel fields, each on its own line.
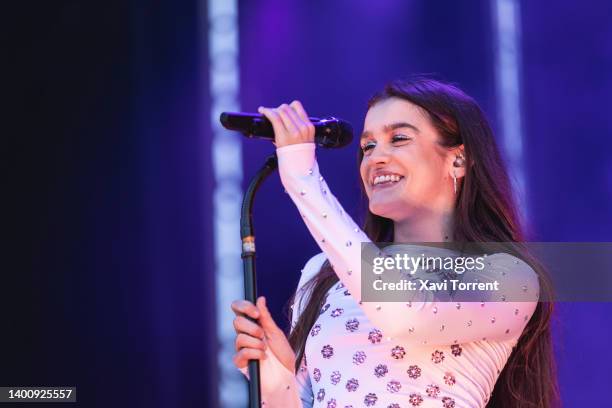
left=360, top=122, right=420, bottom=141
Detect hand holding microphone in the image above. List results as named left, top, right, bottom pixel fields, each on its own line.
left=220, top=101, right=353, bottom=148
left=258, top=101, right=315, bottom=148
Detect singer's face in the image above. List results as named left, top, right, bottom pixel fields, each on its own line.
left=359, top=98, right=455, bottom=222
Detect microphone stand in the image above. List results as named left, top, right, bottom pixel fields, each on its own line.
left=240, top=153, right=278, bottom=408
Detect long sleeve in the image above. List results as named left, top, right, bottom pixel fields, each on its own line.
left=237, top=328, right=311, bottom=408
left=276, top=142, right=540, bottom=347
left=239, top=349, right=306, bottom=407
left=236, top=254, right=325, bottom=407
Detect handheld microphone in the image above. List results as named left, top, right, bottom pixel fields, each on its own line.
left=220, top=112, right=353, bottom=149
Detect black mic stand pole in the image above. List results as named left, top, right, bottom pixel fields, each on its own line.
left=240, top=153, right=278, bottom=408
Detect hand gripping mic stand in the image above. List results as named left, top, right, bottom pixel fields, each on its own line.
left=240, top=153, right=278, bottom=408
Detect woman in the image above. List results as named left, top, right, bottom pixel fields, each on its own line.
left=231, top=77, right=559, bottom=407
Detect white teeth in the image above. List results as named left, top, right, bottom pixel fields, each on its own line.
left=372, top=174, right=402, bottom=185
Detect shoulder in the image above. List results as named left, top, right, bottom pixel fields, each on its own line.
left=487, top=252, right=537, bottom=275
left=486, top=252, right=540, bottom=297
left=301, top=252, right=327, bottom=277
left=296, top=252, right=327, bottom=293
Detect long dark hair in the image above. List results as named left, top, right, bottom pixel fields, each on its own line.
left=287, top=77, right=560, bottom=408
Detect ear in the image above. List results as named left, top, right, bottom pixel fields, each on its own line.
left=447, top=145, right=466, bottom=179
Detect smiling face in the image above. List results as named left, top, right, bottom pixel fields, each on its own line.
left=359, top=97, right=461, bottom=222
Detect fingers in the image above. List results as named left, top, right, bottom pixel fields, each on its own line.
left=233, top=315, right=264, bottom=339
left=230, top=297, right=280, bottom=339
left=256, top=296, right=282, bottom=336
left=276, top=104, right=299, bottom=135
left=258, top=106, right=285, bottom=144
left=290, top=100, right=310, bottom=123
left=290, top=100, right=315, bottom=137
left=282, top=102, right=314, bottom=140
left=232, top=347, right=267, bottom=369
left=258, top=101, right=314, bottom=147
left=231, top=299, right=267, bottom=370
left=235, top=332, right=266, bottom=352
left=231, top=299, right=260, bottom=320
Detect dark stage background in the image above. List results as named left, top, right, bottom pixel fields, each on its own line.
left=5, top=1, right=612, bottom=407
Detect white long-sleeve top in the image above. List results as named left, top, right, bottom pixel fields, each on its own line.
left=240, top=142, right=540, bottom=408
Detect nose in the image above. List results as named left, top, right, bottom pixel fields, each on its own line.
left=368, top=143, right=391, bottom=164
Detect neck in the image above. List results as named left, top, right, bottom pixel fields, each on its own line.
left=393, top=211, right=454, bottom=243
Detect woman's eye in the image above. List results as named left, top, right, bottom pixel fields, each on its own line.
left=361, top=135, right=410, bottom=153
left=392, top=134, right=411, bottom=143
left=361, top=141, right=376, bottom=152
